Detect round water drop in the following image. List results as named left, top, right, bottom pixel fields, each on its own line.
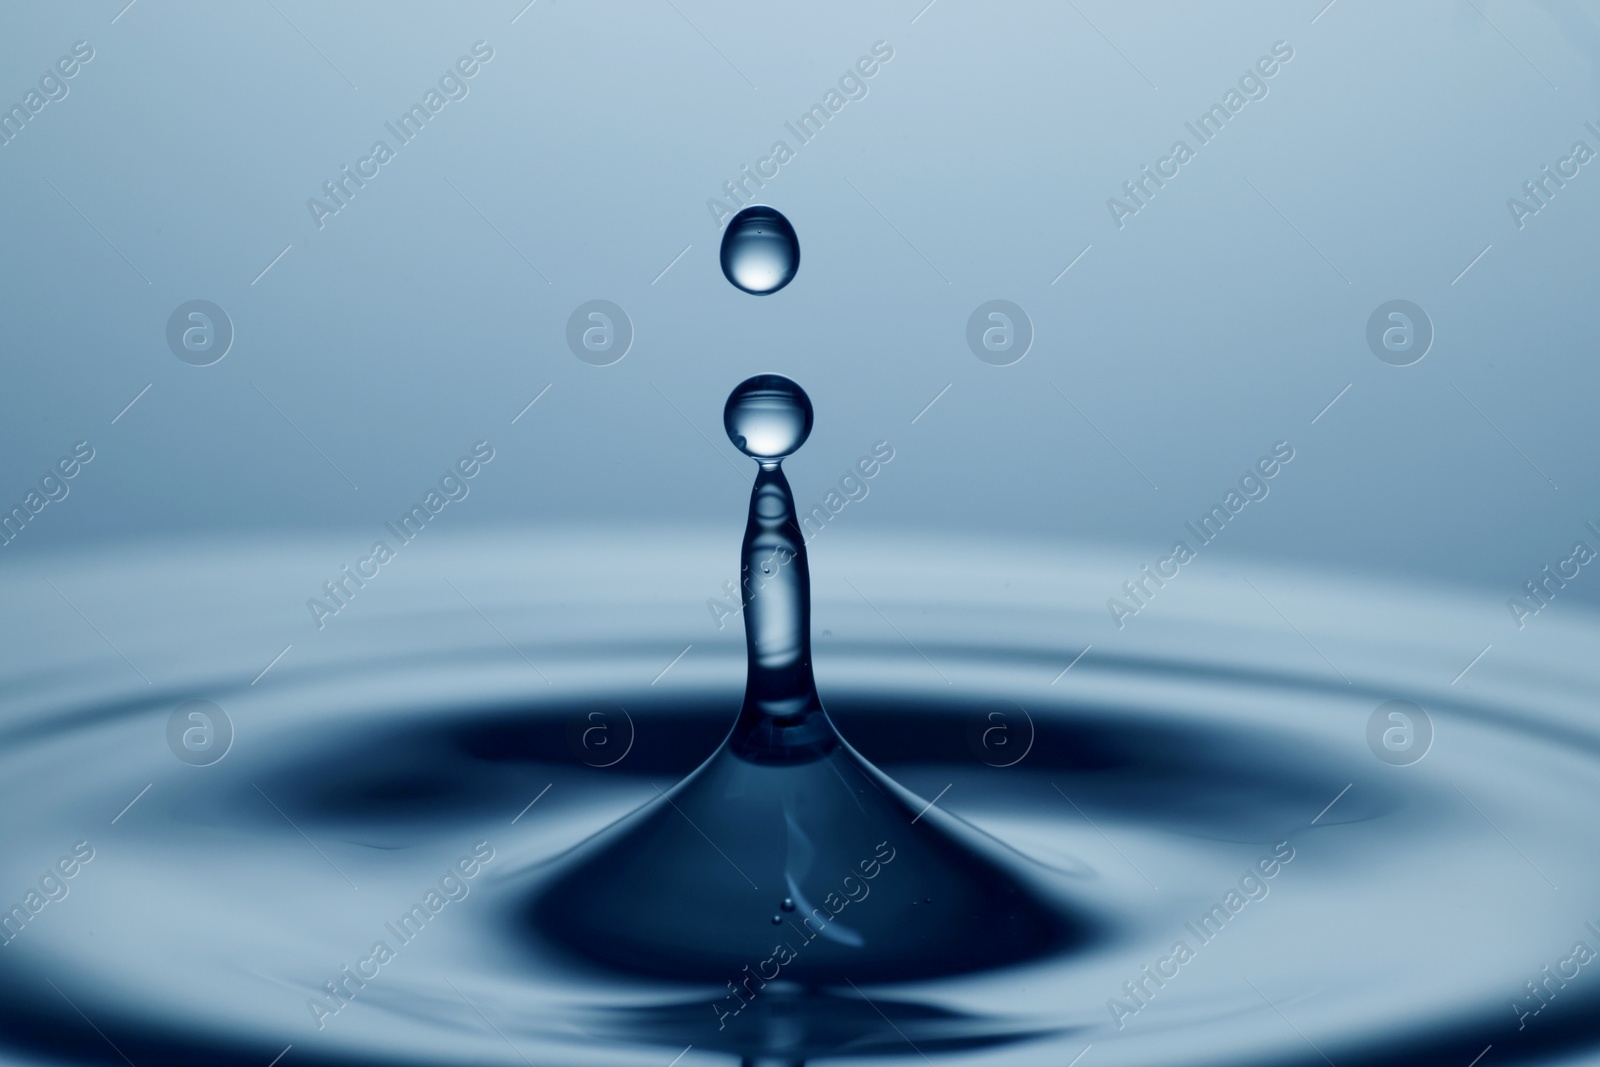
left=781, top=897, right=796, bottom=912
left=720, top=206, right=800, bottom=295
left=724, top=374, right=813, bottom=463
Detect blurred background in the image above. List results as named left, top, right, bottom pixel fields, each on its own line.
left=2, top=0, right=1597, bottom=643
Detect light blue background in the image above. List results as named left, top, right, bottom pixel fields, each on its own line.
left=2, top=0, right=1597, bottom=629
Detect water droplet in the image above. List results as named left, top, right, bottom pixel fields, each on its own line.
left=722, top=375, right=829, bottom=742
left=526, top=375, right=1085, bottom=989
left=724, top=374, right=813, bottom=463
left=720, top=206, right=799, bottom=295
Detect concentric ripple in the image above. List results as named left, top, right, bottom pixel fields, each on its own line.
left=1, top=532, right=1597, bottom=1067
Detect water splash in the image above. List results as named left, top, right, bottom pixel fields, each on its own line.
left=523, top=376, right=1084, bottom=987
left=723, top=375, right=828, bottom=759
left=720, top=207, right=800, bottom=295
left=2, top=531, right=1598, bottom=1065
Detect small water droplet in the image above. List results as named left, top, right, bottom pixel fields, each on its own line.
left=771, top=914, right=782, bottom=925
left=724, top=374, right=813, bottom=463
left=720, top=206, right=799, bottom=295
left=781, top=897, right=796, bottom=911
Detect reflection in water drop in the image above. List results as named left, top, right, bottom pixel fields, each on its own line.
left=723, top=373, right=814, bottom=463
left=720, top=206, right=800, bottom=295
left=724, top=374, right=824, bottom=750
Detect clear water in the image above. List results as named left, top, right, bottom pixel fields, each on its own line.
left=539, top=379, right=1084, bottom=1002
left=4, top=382, right=1599, bottom=1066
left=723, top=374, right=814, bottom=464
left=719, top=207, right=801, bottom=295
left=5, top=535, right=1600, bottom=1066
